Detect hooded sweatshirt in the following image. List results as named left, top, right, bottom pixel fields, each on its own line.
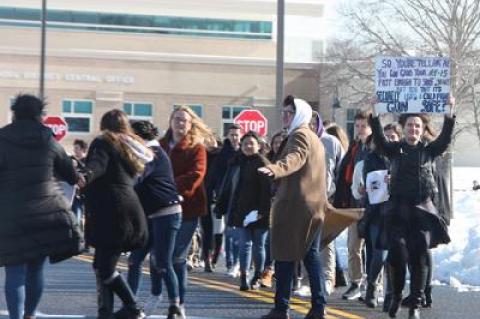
left=312, top=112, right=345, bottom=198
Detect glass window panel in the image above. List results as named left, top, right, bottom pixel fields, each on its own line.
left=65, top=117, right=90, bottom=133
left=222, top=107, right=231, bottom=119
left=134, top=103, right=152, bottom=116
left=73, top=101, right=92, bottom=114
left=123, top=103, right=133, bottom=115
left=232, top=107, right=247, bottom=118
left=347, top=122, right=355, bottom=141
left=223, top=122, right=233, bottom=136
left=62, top=100, right=72, bottom=113
left=347, top=109, right=356, bottom=121
left=189, top=105, right=203, bottom=118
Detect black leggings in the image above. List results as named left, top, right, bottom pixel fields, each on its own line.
left=201, top=213, right=213, bottom=260
left=93, top=248, right=121, bottom=281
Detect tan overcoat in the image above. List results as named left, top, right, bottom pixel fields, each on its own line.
left=266, top=124, right=330, bottom=261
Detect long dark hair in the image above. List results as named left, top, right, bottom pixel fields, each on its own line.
left=100, top=109, right=148, bottom=175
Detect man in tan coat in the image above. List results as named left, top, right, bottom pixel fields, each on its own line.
left=258, top=95, right=328, bottom=319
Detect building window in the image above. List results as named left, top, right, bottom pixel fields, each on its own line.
left=173, top=104, right=203, bottom=118
left=346, top=108, right=358, bottom=141
left=62, top=99, right=93, bottom=133
left=221, top=106, right=249, bottom=136
left=123, top=102, right=153, bottom=123
left=0, top=7, right=273, bottom=40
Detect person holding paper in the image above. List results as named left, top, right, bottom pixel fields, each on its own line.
left=370, top=96, right=455, bottom=319
left=215, top=131, right=271, bottom=291
left=360, top=123, right=402, bottom=310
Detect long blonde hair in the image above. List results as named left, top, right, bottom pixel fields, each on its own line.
left=100, top=109, right=149, bottom=175
left=165, top=106, right=215, bottom=148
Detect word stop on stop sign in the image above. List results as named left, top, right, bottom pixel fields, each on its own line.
left=236, top=120, right=265, bottom=132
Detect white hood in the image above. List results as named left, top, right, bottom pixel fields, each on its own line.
left=287, top=98, right=313, bottom=135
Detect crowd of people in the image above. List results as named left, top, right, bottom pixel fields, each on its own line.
left=0, top=93, right=456, bottom=319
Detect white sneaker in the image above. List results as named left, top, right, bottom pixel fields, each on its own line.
left=293, top=285, right=311, bottom=297
left=227, top=264, right=240, bottom=278
left=143, top=294, right=162, bottom=314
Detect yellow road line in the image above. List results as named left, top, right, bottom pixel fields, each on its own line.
left=74, top=255, right=364, bottom=319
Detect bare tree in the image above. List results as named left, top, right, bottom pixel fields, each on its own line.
left=326, top=0, right=480, bottom=145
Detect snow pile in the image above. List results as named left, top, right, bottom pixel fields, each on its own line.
left=432, top=167, right=480, bottom=291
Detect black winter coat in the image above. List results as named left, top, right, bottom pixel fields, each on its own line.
left=84, top=137, right=148, bottom=252
left=0, top=120, right=82, bottom=267
left=216, top=153, right=271, bottom=229
left=371, top=115, right=454, bottom=249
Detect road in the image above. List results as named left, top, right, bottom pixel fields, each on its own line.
left=1, top=254, right=479, bottom=318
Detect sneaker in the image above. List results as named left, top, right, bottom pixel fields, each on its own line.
left=324, top=279, right=335, bottom=296
left=143, top=294, right=162, bottom=314
left=342, top=283, right=361, bottom=300
left=293, top=285, right=311, bottom=298
left=114, top=305, right=146, bottom=319
left=166, top=305, right=185, bottom=319
left=227, top=264, right=240, bottom=278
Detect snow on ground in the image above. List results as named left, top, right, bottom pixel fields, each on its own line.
left=336, top=167, right=480, bottom=291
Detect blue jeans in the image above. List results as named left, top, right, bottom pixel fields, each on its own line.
left=274, top=230, right=326, bottom=313
left=224, top=226, right=240, bottom=269
left=128, top=221, right=160, bottom=296
left=173, top=217, right=199, bottom=305
left=152, top=213, right=182, bottom=301
left=4, top=257, right=46, bottom=319
left=71, top=197, right=84, bottom=229
left=367, top=223, right=388, bottom=284
left=238, top=227, right=268, bottom=273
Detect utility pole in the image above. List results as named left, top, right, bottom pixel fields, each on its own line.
left=275, top=0, right=285, bottom=113
left=39, top=0, right=47, bottom=100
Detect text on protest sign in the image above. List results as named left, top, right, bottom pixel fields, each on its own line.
left=375, top=57, right=450, bottom=114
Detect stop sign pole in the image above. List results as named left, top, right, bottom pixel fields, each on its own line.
left=234, top=110, right=268, bottom=137
left=43, top=116, right=68, bottom=141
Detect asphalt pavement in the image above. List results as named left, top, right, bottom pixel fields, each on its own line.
left=0, top=254, right=479, bottom=319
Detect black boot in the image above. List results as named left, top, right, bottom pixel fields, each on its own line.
left=388, top=295, right=402, bottom=318
left=382, top=293, right=392, bottom=313
left=365, top=282, right=377, bottom=308
left=204, top=257, right=213, bottom=273
left=250, top=271, right=262, bottom=290
left=335, top=268, right=348, bottom=287
left=240, top=271, right=249, bottom=291
left=408, top=302, right=421, bottom=319
left=424, top=285, right=432, bottom=308
left=96, top=273, right=114, bottom=319
left=387, top=263, right=406, bottom=318
left=105, top=275, right=145, bottom=319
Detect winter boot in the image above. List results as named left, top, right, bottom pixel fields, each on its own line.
left=260, top=308, right=290, bottom=319
left=424, top=285, right=432, bottom=308
left=96, top=272, right=114, bottom=319
left=204, top=257, right=213, bottom=273
left=382, top=293, right=392, bottom=313
left=261, top=267, right=274, bottom=288
left=240, top=271, right=249, bottom=291
left=365, top=282, right=377, bottom=308
left=408, top=300, right=421, bottom=319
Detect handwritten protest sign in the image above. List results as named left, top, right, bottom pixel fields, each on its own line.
left=375, top=56, right=451, bottom=114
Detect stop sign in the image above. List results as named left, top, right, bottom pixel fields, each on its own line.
left=44, top=116, right=68, bottom=141
left=234, top=110, right=268, bottom=137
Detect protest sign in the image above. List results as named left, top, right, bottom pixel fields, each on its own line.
left=375, top=56, right=451, bottom=114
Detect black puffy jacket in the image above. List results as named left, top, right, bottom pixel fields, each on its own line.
left=0, top=120, right=81, bottom=266
left=84, top=137, right=148, bottom=251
